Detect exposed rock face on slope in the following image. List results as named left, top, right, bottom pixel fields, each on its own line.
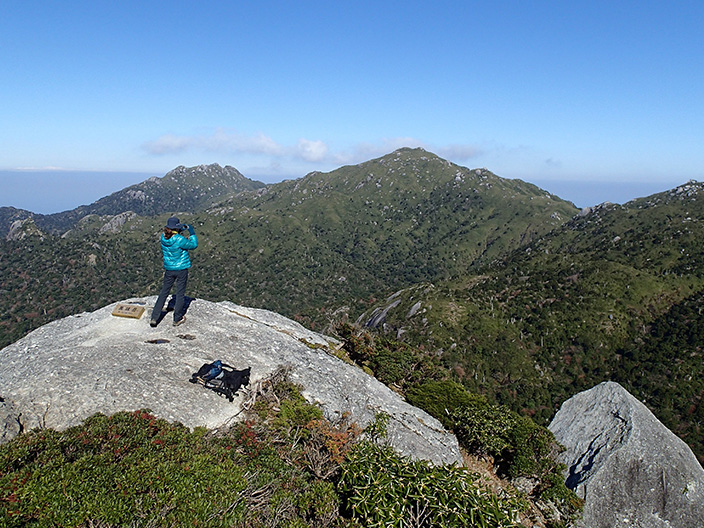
left=0, top=297, right=461, bottom=466
left=6, top=217, right=45, bottom=241
left=549, top=381, right=704, bottom=528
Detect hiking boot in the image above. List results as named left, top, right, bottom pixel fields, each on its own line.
left=173, top=316, right=186, bottom=327
left=150, top=320, right=158, bottom=328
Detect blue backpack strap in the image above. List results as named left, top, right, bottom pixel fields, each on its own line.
left=205, top=360, right=223, bottom=380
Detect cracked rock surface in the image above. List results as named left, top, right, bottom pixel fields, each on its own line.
left=0, top=297, right=462, bottom=466
left=549, top=381, right=704, bottom=528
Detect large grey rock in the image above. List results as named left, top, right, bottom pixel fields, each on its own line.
left=549, top=381, right=704, bottom=528
left=0, top=297, right=461, bottom=466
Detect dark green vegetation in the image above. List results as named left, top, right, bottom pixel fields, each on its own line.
left=336, top=325, right=582, bottom=526
left=360, top=183, right=704, bottom=461
left=339, top=440, right=523, bottom=527
left=2, top=371, right=544, bottom=527
left=0, top=230, right=161, bottom=346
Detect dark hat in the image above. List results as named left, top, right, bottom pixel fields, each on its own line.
left=165, top=216, right=183, bottom=230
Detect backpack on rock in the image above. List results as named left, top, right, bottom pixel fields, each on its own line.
left=190, top=360, right=251, bottom=402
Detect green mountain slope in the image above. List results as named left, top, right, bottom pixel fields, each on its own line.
left=225, top=147, right=575, bottom=273
left=192, top=148, right=577, bottom=317
left=357, top=181, right=704, bottom=460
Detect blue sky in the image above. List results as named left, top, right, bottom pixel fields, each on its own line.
left=1, top=1, right=703, bottom=213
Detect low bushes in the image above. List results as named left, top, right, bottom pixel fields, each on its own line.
left=339, top=435, right=522, bottom=527
left=1, top=371, right=537, bottom=528
left=408, top=380, right=583, bottom=524
left=0, top=408, right=342, bottom=527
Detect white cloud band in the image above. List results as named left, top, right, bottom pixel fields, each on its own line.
left=142, top=130, right=482, bottom=167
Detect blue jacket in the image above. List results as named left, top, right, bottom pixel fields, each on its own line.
left=161, top=232, right=198, bottom=270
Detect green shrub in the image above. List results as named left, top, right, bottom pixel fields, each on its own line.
left=273, top=391, right=324, bottom=431
left=338, top=440, right=522, bottom=528
left=335, top=323, right=441, bottom=390
left=451, top=397, right=557, bottom=479
left=452, top=399, right=518, bottom=459
left=406, top=379, right=487, bottom=429
left=0, top=411, right=249, bottom=527
left=450, top=400, right=582, bottom=521
left=505, top=414, right=555, bottom=479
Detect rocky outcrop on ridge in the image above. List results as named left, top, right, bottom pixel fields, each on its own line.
left=6, top=217, right=45, bottom=241
left=0, top=297, right=462, bottom=466
left=549, top=381, right=704, bottom=528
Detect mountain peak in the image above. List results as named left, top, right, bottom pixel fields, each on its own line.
left=390, top=146, right=428, bottom=155
left=1, top=164, right=267, bottom=235
left=165, top=162, right=229, bottom=177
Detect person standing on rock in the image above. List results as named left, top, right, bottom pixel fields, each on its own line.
left=150, top=216, right=198, bottom=327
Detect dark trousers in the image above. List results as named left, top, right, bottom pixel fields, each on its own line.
left=152, top=269, right=189, bottom=322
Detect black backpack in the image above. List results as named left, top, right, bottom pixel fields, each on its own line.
left=190, top=361, right=251, bottom=402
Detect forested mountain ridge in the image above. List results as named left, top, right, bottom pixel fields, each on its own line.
left=357, top=180, right=704, bottom=460
left=0, top=148, right=577, bottom=348
left=196, top=147, right=578, bottom=313
left=160, top=149, right=578, bottom=324
left=0, top=163, right=265, bottom=235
